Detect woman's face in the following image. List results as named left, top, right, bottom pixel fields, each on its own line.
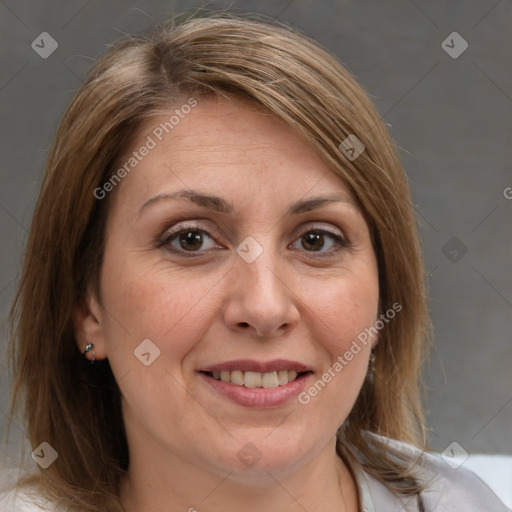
left=81, top=95, right=379, bottom=480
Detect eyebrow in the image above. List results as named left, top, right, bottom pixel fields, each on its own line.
left=137, top=189, right=358, bottom=218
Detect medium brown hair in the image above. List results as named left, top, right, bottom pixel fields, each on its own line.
left=8, top=11, right=430, bottom=511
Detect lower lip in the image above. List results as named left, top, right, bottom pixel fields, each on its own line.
left=198, top=372, right=311, bottom=408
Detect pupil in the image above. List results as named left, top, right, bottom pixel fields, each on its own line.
left=303, top=232, right=324, bottom=251
left=180, top=231, right=203, bottom=251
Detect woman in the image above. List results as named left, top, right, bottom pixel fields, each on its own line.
left=3, top=12, right=508, bottom=512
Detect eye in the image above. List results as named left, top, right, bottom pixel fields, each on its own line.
left=290, top=229, right=347, bottom=254
left=161, top=225, right=221, bottom=254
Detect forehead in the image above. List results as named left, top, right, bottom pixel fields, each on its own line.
left=109, top=95, right=356, bottom=214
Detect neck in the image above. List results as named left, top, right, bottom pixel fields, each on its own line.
left=119, top=437, right=359, bottom=512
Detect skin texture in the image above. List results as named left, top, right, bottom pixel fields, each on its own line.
left=74, top=95, right=380, bottom=512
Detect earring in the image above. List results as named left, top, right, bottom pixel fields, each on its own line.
left=83, top=343, right=96, bottom=363
left=367, top=351, right=376, bottom=381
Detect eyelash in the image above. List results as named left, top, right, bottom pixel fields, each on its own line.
left=157, top=221, right=350, bottom=258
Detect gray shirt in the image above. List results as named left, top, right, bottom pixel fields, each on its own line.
left=353, top=432, right=510, bottom=511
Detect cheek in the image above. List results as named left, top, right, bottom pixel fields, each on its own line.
left=99, top=254, right=219, bottom=370
left=301, top=266, right=379, bottom=355
left=297, top=275, right=378, bottom=419
left=97, top=258, right=222, bottom=429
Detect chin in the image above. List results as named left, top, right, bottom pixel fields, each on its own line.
left=207, top=435, right=315, bottom=479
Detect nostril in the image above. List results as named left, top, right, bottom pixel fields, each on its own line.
left=240, top=322, right=250, bottom=327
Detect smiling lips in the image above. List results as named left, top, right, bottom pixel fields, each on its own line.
left=199, top=359, right=312, bottom=390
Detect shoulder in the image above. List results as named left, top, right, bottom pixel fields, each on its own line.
left=0, top=468, right=62, bottom=511
left=362, top=431, right=511, bottom=512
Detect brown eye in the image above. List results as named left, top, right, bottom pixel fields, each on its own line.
left=302, top=232, right=325, bottom=251
left=178, top=230, right=204, bottom=251
left=291, top=229, right=346, bottom=254
left=162, top=226, right=219, bottom=253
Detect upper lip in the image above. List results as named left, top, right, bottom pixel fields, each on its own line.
left=199, top=359, right=312, bottom=373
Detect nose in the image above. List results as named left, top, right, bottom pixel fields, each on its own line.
left=223, top=247, right=300, bottom=338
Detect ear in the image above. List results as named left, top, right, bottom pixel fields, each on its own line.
left=370, top=332, right=380, bottom=350
left=73, top=289, right=108, bottom=361
left=370, top=307, right=386, bottom=350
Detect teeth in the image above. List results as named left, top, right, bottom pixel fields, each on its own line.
left=244, top=371, right=262, bottom=388
left=230, top=370, right=244, bottom=386
left=208, top=370, right=302, bottom=388
left=262, top=371, right=278, bottom=388
left=277, top=370, right=289, bottom=385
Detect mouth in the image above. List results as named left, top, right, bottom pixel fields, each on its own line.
left=197, top=359, right=313, bottom=407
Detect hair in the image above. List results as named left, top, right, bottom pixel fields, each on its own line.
left=8, top=10, right=430, bottom=512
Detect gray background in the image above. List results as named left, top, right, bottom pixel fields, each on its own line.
left=1, top=0, right=511, bottom=466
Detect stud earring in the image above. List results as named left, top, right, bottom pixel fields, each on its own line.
left=83, top=343, right=96, bottom=363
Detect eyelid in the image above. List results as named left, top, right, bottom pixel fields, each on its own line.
left=294, top=222, right=346, bottom=239
left=161, top=220, right=221, bottom=239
